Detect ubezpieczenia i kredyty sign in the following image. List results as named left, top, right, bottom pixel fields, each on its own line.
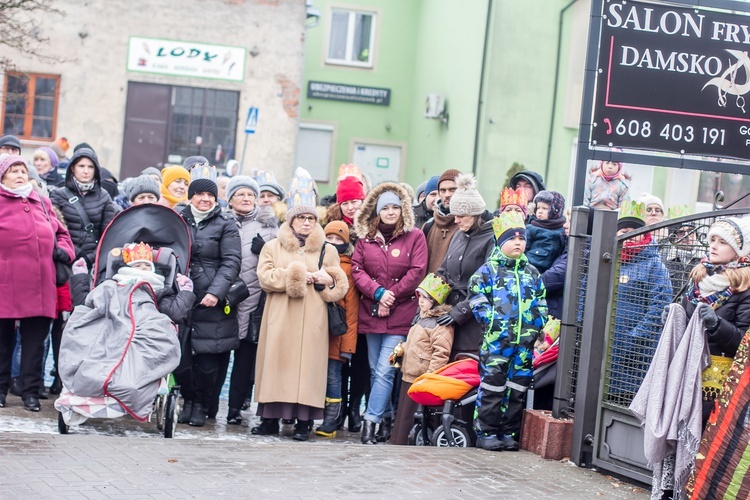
left=592, top=0, right=750, bottom=160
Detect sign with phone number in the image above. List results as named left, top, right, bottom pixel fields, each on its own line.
left=591, top=0, right=750, bottom=160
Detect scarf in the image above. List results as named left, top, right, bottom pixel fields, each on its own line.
left=600, top=166, right=622, bottom=182
left=112, top=266, right=165, bottom=291
left=73, top=177, right=95, bottom=193
left=0, top=182, right=33, bottom=198
left=190, top=204, right=214, bottom=224
left=378, top=221, right=396, bottom=242
left=160, top=183, right=187, bottom=207
left=292, top=229, right=307, bottom=247
left=621, top=232, right=653, bottom=263
left=342, top=214, right=354, bottom=226
left=233, top=206, right=258, bottom=222
left=530, top=215, right=566, bottom=230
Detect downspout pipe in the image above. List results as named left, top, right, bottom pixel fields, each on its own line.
left=471, top=0, right=493, bottom=175
left=544, top=0, right=577, bottom=182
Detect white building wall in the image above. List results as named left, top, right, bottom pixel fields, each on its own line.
left=0, top=0, right=306, bottom=183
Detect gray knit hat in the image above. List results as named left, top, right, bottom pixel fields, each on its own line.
left=129, top=175, right=161, bottom=202
left=227, top=175, right=260, bottom=202
left=450, top=173, right=486, bottom=216
left=141, top=166, right=162, bottom=180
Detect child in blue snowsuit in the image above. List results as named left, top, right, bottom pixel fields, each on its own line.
left=469, top=211, right=548, bottom=451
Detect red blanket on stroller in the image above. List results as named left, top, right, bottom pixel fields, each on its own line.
left=408, top=358, right=480, bottom=406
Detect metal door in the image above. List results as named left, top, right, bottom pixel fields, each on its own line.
left=120, top=82, right=170, bottom=178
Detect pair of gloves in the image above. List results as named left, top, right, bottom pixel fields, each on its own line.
left=661, top=304, right=719, bottom=330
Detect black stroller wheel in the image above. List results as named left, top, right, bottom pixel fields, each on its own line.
left=431, top=424, right=471, bottom=447
left=57, top=412, right=69, bottom=435
left=407, top=423, right=433, bottom=446
left=164, top=392, right=178, bottom=439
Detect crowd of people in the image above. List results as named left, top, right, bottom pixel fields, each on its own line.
left=1, top=133, right=748, bottom=481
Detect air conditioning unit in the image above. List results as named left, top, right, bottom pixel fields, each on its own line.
left=424, top=94, right=445, bottom=119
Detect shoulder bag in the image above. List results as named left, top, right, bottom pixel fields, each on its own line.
left=317, top=244, right=348, bottom=337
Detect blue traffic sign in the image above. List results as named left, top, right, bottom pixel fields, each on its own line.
left=245, top=107, right=258, bottom=134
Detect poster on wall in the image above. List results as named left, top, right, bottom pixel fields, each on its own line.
left=126, top=37, right=246, bottom=82
left=591, top=0, right=750, bottom=160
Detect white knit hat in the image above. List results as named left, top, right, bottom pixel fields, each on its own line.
left=449, top=173, right=486, bottom=216
left=708, top=217, right=750, bottom=258
left=638, top=192, right=664, bottom=213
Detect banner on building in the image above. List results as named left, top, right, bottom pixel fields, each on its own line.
left=307, top=81, right=391, bottom=106
left=592, top=1, right=750, bottom=160
left=127, top=37, right=246, bottom=82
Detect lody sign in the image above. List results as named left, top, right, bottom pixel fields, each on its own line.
left=127, top=37, right=245, bottom=82
left=307, top=81, right=391, bottom=106
left=592, top=1, right=750, bottom=160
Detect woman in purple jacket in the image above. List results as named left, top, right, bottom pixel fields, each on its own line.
left=352, top=182, right=428, bottom=444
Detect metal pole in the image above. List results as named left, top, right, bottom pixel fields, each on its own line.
left=239, top=133, right=250, bottom=175
left=552, top=205, right=590, bottom=419
left=571, top=0, right=604, bottom=206
left=570, top=208, right=618, bottom=468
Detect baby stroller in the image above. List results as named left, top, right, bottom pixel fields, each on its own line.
left=55, top=204, right=192, bottom=438
left=407, top=354, right=480, bottom=447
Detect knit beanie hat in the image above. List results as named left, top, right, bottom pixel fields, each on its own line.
left=617, top=200, right=646, bottom=231
left=188, top=178, right=218, bottom=200
left=533, top=190, right=565, bottom=220
left=38, top=147, right=59, bottom=168
left=325, top=220, right=350, bottom=244
left=0, top=135, right=21, bottom=152
left=141, top=166, right=162, bottom=179
left=161, top=165, right=190, bottom=189
left=376, top=191, right=401, bottom=213
left=183, top=155, right=210, bottom=172
left=708, top=217, right=750, bottom=258
left=450, top=173, right=486, bottom=216
left=337, top=176, right=365, bottom=204
left=0, top=154, right=27, bottom=179
left=129, top=175, right=161, bottom=202
left=254, top=169, right=286, bottom=199
left=493, top=211, right=526, bottom=248
left=638, top=192, right=664, bottom=213
left=414, top=180, right=427, bottom=204
left=438, top=169, right=462, bottom=189
left=227, top=175, right=260, bottom=201
left=424, top=175, right=440, bottom=195
left=286, top=167, right=318, bottom=220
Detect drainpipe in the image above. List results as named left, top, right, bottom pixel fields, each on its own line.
left=544, top=0, right=577, bottom=182
left=471, top=0, right=493, bottom=175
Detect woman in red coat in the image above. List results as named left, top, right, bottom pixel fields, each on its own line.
left=0, top=155, right=74, bottom=411
left=352, top=182, right=428, bottom=444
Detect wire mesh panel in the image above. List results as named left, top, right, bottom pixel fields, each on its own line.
left=602, top=210, right=749, bottom=408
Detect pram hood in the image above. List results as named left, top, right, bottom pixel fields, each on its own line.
left=94, top=204, right=192, bottom=286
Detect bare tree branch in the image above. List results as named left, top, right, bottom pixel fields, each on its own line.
left=0, top=0, right=65, bottom=69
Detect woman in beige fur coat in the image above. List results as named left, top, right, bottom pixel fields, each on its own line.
left=252, top=195, right=348, bottom=441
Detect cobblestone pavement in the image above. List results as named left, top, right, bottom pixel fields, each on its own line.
left=0, top=395, right=649, bottom=499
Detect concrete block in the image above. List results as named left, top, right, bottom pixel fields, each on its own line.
left=520, top=409, right=573, bottom=461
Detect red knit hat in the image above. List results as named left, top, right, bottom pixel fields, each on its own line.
left=438, top=169, right=462, bottom=189
left=336, top=176, right=365, bottom=204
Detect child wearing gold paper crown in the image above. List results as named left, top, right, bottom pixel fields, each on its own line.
left=469, top=211, right=548, bottom=451
left=113, top=242, right=166, bottom=289
left=389, top=273, right=454, bottom=445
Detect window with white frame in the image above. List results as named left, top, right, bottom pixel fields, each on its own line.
left=327, top=8, right=376, bottom=67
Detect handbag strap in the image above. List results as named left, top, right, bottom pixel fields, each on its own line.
left=62, top=187, right=96, bottom=236
left=318, top=244, right=326, bottom=270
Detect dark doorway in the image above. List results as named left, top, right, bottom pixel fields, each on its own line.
left=121, top=82, right=170, bottom=179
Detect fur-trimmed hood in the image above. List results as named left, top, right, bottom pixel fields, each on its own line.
left=277, top=220, right=326, bottom=254
left=419, top=303, right=452, bottom=319
left=354, top=182, right=415, bottom=240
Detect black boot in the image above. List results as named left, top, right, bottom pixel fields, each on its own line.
left=375, top=417, right=392, bottom=442
left=189, top=402, right=206, bottom=427
left=293, top=420, right=312, bottom=441
left=178, top=400, right=193, bottom=424
left=227, top=408, right=242, bottom=425
left=348, top=405, right=362, bottom=433
left=315, top=398, right=341, bottom=438
left=476, top=432, right=504, bottom=451
left=38, top=385, right=49, bottom=400
left=361, top=420, right=377, bottom=444
left=50, top=377, right=62, bottom=395
left=251, top=418, right=280, bottom=436
left=241, top=397, right=252, bottom=411
left=10, top=377, right=21, bottom=397
left=335, top=401, right=347, bottom=430
left=499, top=433, right=520, bottom=451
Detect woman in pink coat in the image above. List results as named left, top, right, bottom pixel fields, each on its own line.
left=0, top=155, right=74, bottom=412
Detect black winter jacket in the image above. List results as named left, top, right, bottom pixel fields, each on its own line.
left=181, top=204, right=242, bottom=354
left=50, top=149, right=116, bottom=265
left=413, top=200, right=432, bottom=231
left=436, top=210, right=495, bottom=356
left=682, top=287, right=750, bottom=358
left=541, top=237, right=568, bottom=319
